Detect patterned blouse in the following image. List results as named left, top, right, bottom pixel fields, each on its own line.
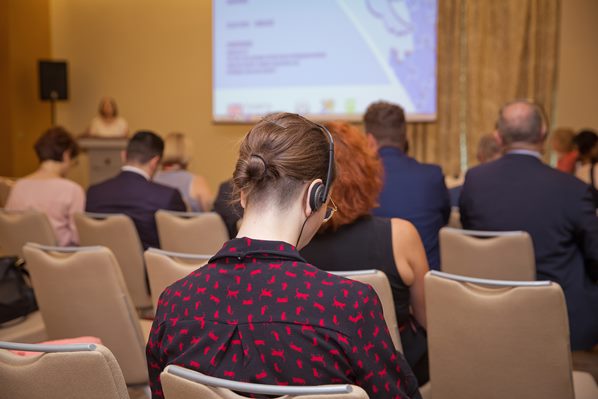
left=146, top=238, right=421, bottom=399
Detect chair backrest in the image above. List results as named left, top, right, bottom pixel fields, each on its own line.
left=155, top=210, right=228, bottom=254
left=439, top=227, right=536, bottom=280
left=144, top=248, right=211, bottom=310
left=328, top=269, right=403, bottom=352
left=425, top=270, right=575, bottom=399
left=0, top=177, right=15, bottom=208
left=22, top=243, right=148, bottom=385
left=160, top=365, right=369, bottom=399
left=0, top=209, right=56, bottom=257
left=75, top=212, right=151, bottom=310
left=0, top=341, right=129, bottom=399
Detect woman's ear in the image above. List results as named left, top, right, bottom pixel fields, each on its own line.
left=304, top=179, right=322, bottom=218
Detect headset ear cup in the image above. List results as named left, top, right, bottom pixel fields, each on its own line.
left=309, top=182, right=325, bottom=212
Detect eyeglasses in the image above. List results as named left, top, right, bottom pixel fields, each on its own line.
left=323, top=198, right=337, bottom=223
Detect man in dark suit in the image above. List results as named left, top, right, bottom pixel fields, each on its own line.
left=364, top=101, right=450, bottom=270
left=86, top=131, right=186, bottom=249
left=460, top=100, right=598, bottom=350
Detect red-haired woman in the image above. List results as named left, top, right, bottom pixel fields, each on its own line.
left=301, top=122, right=430, bottom=386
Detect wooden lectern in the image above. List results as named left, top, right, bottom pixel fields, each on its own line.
left=78, top=137, right=127, bottom=185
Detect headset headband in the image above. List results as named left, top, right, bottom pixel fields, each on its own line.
left=314, top=123, right=335, bottom=204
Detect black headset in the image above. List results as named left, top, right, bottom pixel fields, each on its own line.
left=308, top=124, right=335, bottom=212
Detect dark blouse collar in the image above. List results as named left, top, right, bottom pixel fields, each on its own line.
left=209, top=237, right=307, bottom=264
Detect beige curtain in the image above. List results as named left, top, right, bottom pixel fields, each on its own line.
left=407, top=0, right=560, bottom=176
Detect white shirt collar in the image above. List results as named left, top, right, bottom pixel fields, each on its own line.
left=121, top=165, right=150, bottom=180
left=506, top=149, right=542, bottom=159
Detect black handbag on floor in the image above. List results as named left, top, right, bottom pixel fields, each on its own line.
left=0, top=256, right=38, bottom=324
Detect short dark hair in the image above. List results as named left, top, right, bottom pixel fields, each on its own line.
left=496, top=100, right=546, bottom=145
left=126, top=131, right=164, bottom=164
left=573, top=129, right=598, bottom=156
left=34, top=126, right=79, bottom=162
left=363, top=101, right=407, bottom=148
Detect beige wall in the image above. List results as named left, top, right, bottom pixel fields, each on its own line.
left=1, top=0, right=52, bottom=177
left=554, top=0, right=598, bottom=130
left=51, top=0, right=248, bottom=190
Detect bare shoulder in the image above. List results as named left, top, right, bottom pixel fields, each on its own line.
left=390, top=218, right=421, bottom=244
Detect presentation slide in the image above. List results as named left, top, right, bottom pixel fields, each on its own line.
left=213, top=0, right=437, bottom=122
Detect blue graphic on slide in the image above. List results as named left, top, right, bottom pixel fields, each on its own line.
left=213, top=0, right=437, bottom=120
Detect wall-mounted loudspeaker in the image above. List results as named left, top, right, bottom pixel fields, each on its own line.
left=38, top=60, right=68, bottom=101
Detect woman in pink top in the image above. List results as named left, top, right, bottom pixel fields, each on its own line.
left=6, top=127, right=85, bottom=246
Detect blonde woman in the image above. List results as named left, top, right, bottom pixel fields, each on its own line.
left=154, top=132, right=213, bottom=211
left=88, top=97, right=129, bottom=138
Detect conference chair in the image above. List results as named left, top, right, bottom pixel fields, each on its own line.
left=160, top=364, right=369, bottom=399
left=0, top=209, right=56, bottom=257
left=155, top=210, right=228, bottom=255
left=425, top=270, right=598, bottom=399
left=0, top=311, right=47, bottom=344
left=0, top=209, right=53, bottom=343
left=0, top=341, right=129, bottom=399
left=144, top=248, right=212, bottom=311
left=439, top=227, right=535, bottom=281
left=22, top=243, right=150, bottom=387
left=75, top=212, right=152, bottom=312
left=328, top=269, right=403, bottom=353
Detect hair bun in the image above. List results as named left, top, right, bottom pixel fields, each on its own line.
left=246, top=154, right=268, bottom=182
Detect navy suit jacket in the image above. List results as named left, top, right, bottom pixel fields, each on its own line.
left=86, top=171, right=186, bottom=250
left=373, top=147, right=450, bottom=270
left=460, top=153, right=598, bottom=350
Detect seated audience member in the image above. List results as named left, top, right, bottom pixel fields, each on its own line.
left=146, top=113, right=421, bottom=399
left=212, top=179, right=243, bottom=238
left=459, top=99, right=598, bottom=351
left=87, top=96, right=129, bottom=138
left=86, top=131, right=186, bottom=249
left=301, top=122, right=430, bottom=386
left=154, top=132, right=213, bottom=212
left=573, top=130, right=598, bottom=189
left=551, top=127, right=578, bottom=173
left=6, top=127, right=84, bottom=246
left=364, top=101, right=450, bottom=270
left=449, top=133, right=502, bottom=207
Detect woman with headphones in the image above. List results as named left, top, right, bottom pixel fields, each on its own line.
left=147, top=113, right=421, bottom=399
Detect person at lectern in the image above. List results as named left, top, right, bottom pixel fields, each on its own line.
left=87, top=96, right=129, bottom=138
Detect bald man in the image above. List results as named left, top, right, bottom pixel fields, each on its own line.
left=459, top=100, right=598, bottom=351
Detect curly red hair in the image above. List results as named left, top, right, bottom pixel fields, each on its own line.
left=322, top=122, right=383, bottom=232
